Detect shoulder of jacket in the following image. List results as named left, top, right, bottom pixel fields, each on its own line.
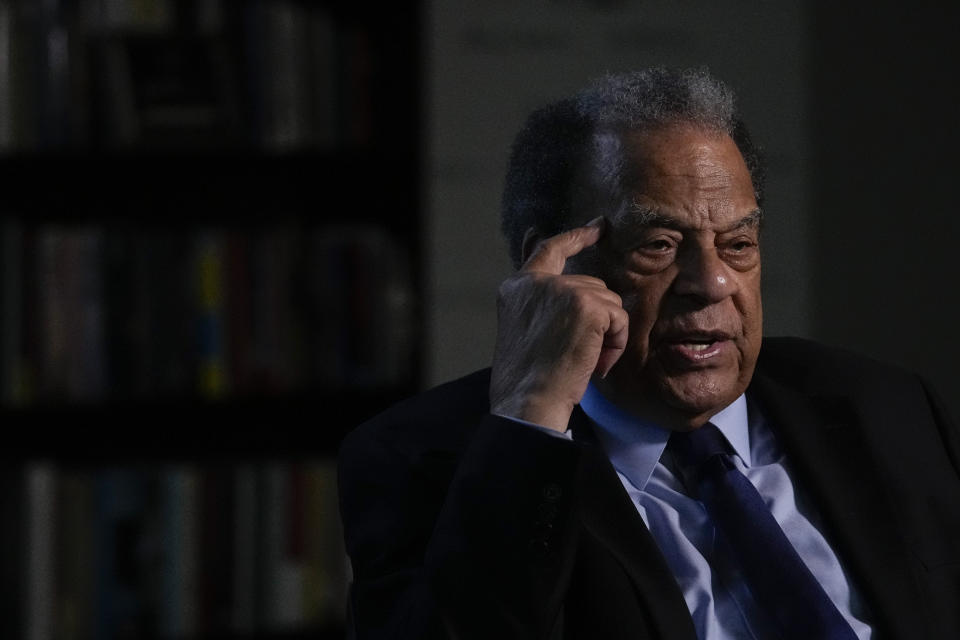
left=758, top=336, right=918, bottom=392
left=339, top=367, right=492, bottom=460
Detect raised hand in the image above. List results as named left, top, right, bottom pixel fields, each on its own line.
left=489, top=217, right=629, bottom=432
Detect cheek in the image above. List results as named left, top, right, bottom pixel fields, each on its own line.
left=735, top=274, right=763, bottom=328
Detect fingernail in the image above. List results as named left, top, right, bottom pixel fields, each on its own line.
left=586, top=216, right=604, bottom=228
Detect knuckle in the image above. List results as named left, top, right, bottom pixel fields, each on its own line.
left=535, top=234, right=565, bottom=256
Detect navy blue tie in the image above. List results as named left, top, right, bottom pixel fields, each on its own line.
left=668, top=423, right=858, bottom=640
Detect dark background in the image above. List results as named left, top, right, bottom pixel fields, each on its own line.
left=808, top=4, right=959, bottom=417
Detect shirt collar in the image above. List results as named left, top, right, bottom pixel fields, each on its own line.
left=708, top=391, right=751, bottom=467
left=579, top=382, right=750, bottom=491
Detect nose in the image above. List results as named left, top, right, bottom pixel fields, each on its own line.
left=672, top=246, right=738, bottom=304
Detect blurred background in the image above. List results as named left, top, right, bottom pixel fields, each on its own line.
left=0, top=1, right=956, bottom=639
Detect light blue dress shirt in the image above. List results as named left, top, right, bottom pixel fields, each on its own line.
left=576, top=382, right=874, bottom=640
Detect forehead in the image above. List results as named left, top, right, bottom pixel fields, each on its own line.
left=598, top=124, right=758, bottom=229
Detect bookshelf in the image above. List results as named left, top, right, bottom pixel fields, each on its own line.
left=0, top=0, right=421, bottom=638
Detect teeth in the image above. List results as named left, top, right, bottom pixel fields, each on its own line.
left=684, top=343, right=712, bottom=351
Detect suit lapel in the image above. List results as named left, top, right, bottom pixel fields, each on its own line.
left=569, top=408, right=699, bottom=640
left=748, top=368, right=930, bottom=639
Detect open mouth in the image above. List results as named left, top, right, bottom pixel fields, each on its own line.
left=659, top=332, right=732, bottom=364
left=675, top=340, right=718, bottom=352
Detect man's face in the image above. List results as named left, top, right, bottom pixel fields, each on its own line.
left=589, top=123, right=763, bottom=429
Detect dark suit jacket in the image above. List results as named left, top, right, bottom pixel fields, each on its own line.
left=338, top=337, right=960, bottom=639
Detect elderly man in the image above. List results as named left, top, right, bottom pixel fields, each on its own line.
left=338, top=68, right=960, bottom=639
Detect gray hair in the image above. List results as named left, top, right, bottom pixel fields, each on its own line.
left=500, top=67, right=766, bottom=268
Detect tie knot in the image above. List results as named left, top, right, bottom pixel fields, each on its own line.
left=668, top=422, right=733, bottom=470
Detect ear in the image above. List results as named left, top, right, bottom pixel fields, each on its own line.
left=520, top=226, right=541, bottom=265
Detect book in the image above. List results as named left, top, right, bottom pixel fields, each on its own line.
left=302, top=460, right=349, bottom=626
left=224, top=230, right=254, bottom=396
left=92, top=0, right=174, bottom=32
left=89, top=36, right=139, bottom=146
left=306, top=224, right=417, bottom=388
left=35, top=225, right=106, bottom=403
left=0, top=2, right=13, bottom=148
left=159, top=464, right=200, bottom=638
left=259, top=1, right=310, bottom=150
left=260, top=462, right=304, bottom=631
left=0, top=464, right=25, bottom=637
left=15, top=223, right=40, bottom=404
left=37, top=226, right=69, bottom=400
left=143, top=229, right=194, bottom=399
left=92, top=467, right=154, bottom=639
left=198, top=464, right=236, bottom=634
left=55, top=468, right=96, bottom=640
left=25, top=462, right=57, bottom=640
left=1, top=219, right=23, bottom=404
left=249, top=225, right=304, bottom=394
left=242, top=0, right=339, bottom=150
left=102, top=227, right=195, bottom=401
left=194, top=229, right=228, bottom=400
left=231, top=463, right=258, bottom=634
left=68, top=226, right=107, bottom=402
left=338, top=25, right=374, bottom=148
left=307, top=8, right=338, bottom=149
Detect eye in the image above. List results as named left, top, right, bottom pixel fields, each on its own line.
left=642, top=238, right=676, bottom=253
left=719, top=237, right=760, bottom=268
left=633, top=233, right=680, bottom=254
left=624, top=235, right=679, bottom=274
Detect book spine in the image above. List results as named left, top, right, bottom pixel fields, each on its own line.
left=231, top=463, right=258, bottom=634
left=93, top=468, right=152, bottom=639
left=69, top=226, right=106, bottom=401
left=250, top=226, right=300, bottom=393
left=0, top=464, right=25, bottom=637
left=25, top=462, right=57, bottom=640
left=195, top=230, right=228, bottom=399
left=302, top=460, right=350, bottom=626
left=307, top=7, right=338, bottom=149
left=0, top=1, right=14, bottom=148
left=260, top=462, right=303, bottom=631
left=55, top=468, right=95, bottom=640
left=198, top=466, right=235, bottom=634
left=225, top=230, right=253, bottom=395
left=16, top=224, right=39, bottom=404
left=338, top=25, right=373, bottom=147
left=160, top=465, right=199, bottom=639
left=1, top=218, right=23, bottom=404
left=259, top=1, right=308, bottom=150
left=37, top=226, right=67, bottom=400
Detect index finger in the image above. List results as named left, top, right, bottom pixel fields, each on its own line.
left=523, top=216, right=606, bottom=274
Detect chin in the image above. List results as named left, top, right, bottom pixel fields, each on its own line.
left=601, top=364, right=737, bottom=429
left=653, top=370, right=745, bottom=425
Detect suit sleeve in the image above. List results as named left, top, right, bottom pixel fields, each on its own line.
left=338, top=413, right=584, bottom=640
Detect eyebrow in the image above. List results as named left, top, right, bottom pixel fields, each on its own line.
left=625, top=203, right=764, bottom=232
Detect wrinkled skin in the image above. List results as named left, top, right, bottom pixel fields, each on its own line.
left=490, top=123, right=763, bottom=432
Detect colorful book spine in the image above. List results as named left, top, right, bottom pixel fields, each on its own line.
left=195, top=230, right=228, bottom=399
